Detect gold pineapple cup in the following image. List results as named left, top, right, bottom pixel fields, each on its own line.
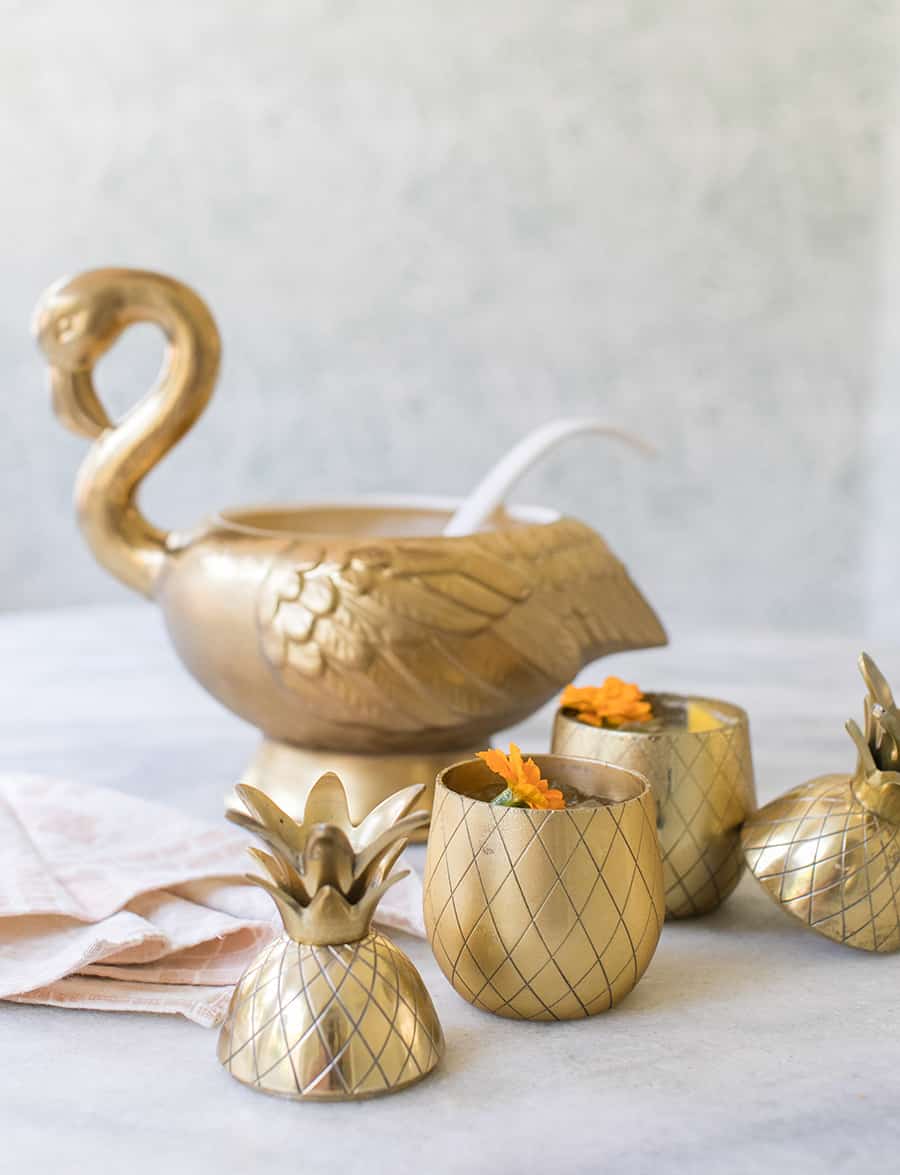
left=741, top=653, right=900, bottom=953
left=218, top=773, right=444, bottom=1099
left=423, top=754, right=664, bottom=1020
left=553, top=695, right=756, bottom=918
left=33, top=268, right=666, bottom=824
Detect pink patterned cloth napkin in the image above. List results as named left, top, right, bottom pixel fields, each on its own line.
left=0, top=774, right=425, bottom=1027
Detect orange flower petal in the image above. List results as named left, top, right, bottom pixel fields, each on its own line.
left=477, top=748, right=515, bottom=785
left=478, top=743, right=565, bottom=810
left=560, top=677, right=652, bottom=730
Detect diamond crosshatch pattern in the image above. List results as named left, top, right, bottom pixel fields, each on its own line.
left=741, top=774, right=900, bottom=953
left=423, top=781, right=665, bottom=1020
left=552, top=701, right=756, bottom=918
left=217, top=932, right=443, bottom=1098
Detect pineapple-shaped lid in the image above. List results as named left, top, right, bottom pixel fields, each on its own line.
left=218, top=774, right=444, bottom=1099
left=741, top=653, right=900, bottom=952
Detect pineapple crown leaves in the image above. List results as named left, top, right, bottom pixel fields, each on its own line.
left=859, top=653, right=900, bottom=770
left=227, top=774, right=429, bottom=945
left=229, top=771, right=427, bottom=854
left=847, top=654, right=900, bottom=823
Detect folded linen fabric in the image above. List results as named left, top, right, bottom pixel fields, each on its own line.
left=0, top=774, right=425, bottom=1027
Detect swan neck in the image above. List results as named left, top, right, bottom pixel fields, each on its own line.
left=73, top=279, right=220, bottom=598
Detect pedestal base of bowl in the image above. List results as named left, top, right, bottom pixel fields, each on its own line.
left=226, top=738, right=478, bottom=840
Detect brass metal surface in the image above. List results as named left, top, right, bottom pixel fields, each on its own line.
left=229, top=739, right=475, bottom=836
left=35, top=267, right=666, bottom=815
left=423, top=753, right=664, bottom=1020
left=219, top=932, right=443, bottom=1100
left=32, top=268, right=221, bottom=597
left=741, top=654, right=900, bottom=952
left=552, top=695, right=756, bottom=918
left=218, top=773, right=444, bottom=1099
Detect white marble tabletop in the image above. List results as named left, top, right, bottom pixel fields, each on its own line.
left=2, top=604, right=899, bottom=1174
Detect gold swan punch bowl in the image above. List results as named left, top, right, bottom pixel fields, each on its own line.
left=34, top=268, right=667, bottom=819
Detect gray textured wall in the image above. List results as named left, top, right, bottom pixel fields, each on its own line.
left=2, top=1, right=897, bottom=636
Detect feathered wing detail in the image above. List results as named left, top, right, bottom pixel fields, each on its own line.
left=257, top=519, right=666, bottom=735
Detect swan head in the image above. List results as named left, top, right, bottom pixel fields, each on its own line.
left=32, top=272, right=138, bottom=437
left=32, top=271, right=128, bottom=371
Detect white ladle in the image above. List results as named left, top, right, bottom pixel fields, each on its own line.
left=443, top=418, right=656, bottom=537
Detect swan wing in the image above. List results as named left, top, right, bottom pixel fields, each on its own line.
left=257, top=521, right=665, bottom=733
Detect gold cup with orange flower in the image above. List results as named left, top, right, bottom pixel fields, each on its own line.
left=423, top=744, right=664, bottom=1020
left=552, top=679, right=757, bottom=918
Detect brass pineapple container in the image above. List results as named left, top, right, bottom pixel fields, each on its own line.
left=218, top=773, right=444, bottom=1099
left=552, top=695, right=756, bottom=918
left=741, top=653, right=900, bottom=953
left=34, top=268, right=666, bottom=825
left=423, top=753, right=664, bottom=1020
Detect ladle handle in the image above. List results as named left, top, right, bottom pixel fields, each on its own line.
left=443, top=418, right=656, bottom=537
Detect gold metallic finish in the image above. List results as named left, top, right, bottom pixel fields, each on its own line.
left=423, top=754, right=664, bottom=1020
left=32, top=268, right=221, bottom=598
left=218, top=773, right=444, bottom=1099
left=552, top=695, right=756, bottom=919
left=34, top=267, right=667, bottom=818
left=229, top=741, right=475, bottom=841
left=742, top=653, right=900, bottom=953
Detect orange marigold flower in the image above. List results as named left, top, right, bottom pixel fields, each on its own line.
left=561, top=676, right=653, bottom=728
left=477, top=743, right=566, bottom=810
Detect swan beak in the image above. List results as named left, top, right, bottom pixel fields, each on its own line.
left=50, top=367, right=113, bottom=439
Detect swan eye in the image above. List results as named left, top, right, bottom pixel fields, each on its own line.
left=55, top=309, right=88, bottom=344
